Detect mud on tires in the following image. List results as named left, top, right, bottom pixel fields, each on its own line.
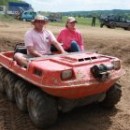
left=14, top=79, right=33, bottom=112
left=27, top=89, right=58, bottom=128
left=100, top=83, right=122, bottom=108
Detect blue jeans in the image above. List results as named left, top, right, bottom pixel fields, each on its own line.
left=51, top=41, right=81, bottom=52
left=66, top=41, right=81, bottom=52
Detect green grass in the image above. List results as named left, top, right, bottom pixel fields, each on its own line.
left=0, top=14, right=18, bottom=22
left=50, top=16, right=100, bottom=27
left=0, top=0, right=22, bottom=5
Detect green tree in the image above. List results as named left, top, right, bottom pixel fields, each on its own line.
left=0, top=0, right=22, bottom=5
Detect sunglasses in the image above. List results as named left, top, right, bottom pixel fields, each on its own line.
left=69, top=22, right=77, bottom=24
left=35, top=20, right=46, bottom=23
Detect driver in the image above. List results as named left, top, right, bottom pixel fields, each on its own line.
left=14, top=14, right=66, bottom=66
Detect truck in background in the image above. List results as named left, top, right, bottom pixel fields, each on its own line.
left=7, top=1, right=33, bottom=15
left=100, top=15, right=130, bottom=30
left=14, top=7, right=36, bottom=22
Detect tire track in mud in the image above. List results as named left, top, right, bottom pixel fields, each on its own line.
left=0, top=94, right=39, bottom=130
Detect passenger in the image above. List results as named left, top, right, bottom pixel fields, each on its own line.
left=57, top=17, right=84, bottom=52
left=14, top=14, right=66, bottom=66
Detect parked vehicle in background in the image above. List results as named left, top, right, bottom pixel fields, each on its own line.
left=13, top=6, right=36, bottom=22
left=48, top=13, right=62, bottom=22
left=100, top=15, right=130, bottom=30
left=7, top=1, right=33, bottom=15
left=19, top=10, right=36, bottom=21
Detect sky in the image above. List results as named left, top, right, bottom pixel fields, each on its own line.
left=23, top=0, right=130, bottom=12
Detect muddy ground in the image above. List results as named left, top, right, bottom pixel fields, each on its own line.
left=0, top=21, right=130, bottom=130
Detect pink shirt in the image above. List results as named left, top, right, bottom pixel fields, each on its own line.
left=57, top=28, right=84, bottom=50
left=24, top=29, right=56, bottom=55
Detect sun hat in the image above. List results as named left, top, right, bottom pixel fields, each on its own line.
left=67, top=17, right=77, bottom=23
left=65, top=17, right=77, bottom=27
left=32, top=14, right=48, bottom=23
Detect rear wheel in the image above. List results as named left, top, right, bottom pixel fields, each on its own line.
left=0, top=67, right=8, bottom=93
left=100, top=22, right=104, bottom=28
left=100, top=83, right=122, bottom=108
left=27, top=89, right=58, bottom=128
left=4, top=73, right=18, bottom=102
left=14, top=80, right=33, bottom=112
left=124, top=27, right=128, bottom=30
left=22, top=19, right=26, bottom=22
left=109, top=22, right=116, bottom=29
left=127, top=26, right=130, bottom=30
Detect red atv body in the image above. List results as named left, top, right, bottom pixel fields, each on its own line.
left=0, top=50, right=124, bottom=128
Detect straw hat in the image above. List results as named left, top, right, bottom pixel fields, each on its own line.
left=32, top=14, right=48, bottom=23
left=67, top=17, right=77, bottom=23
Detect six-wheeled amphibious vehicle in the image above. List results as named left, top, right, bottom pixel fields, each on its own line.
left=0, top=45, right=124, bottom=128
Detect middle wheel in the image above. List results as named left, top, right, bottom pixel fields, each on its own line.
left=14, top=79, right=33, bottom=112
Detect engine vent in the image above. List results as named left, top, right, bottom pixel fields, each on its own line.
left=78, top=57, right=97, bottom=62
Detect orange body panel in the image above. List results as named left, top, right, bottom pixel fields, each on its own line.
left=0, top=51, right=124, bottom=99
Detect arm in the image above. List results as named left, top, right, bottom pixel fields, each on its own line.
left=27, top=46, right=43, bottom=57
left=57, top=31, right=62, bottom=43
left=78, top=32, right=84, bottom=51
left=81, top=45, right=84, bottom=51
left=49, top=30, right=66, bottom=53
left=52, top=40, right=66, bottom=54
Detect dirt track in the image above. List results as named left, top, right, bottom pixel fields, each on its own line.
left=0, top=21, right=130, bottom=130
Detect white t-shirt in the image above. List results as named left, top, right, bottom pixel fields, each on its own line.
left=24, top=28, right=56, bottom=55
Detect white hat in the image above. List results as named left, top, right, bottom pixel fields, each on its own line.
left=32, top=14, right=48, bottom=23
left=67, top=17, right=77, bottom=23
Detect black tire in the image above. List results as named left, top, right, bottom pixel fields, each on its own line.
left=22, top=19, right=26, bottom=22
left=109, top=22, right=116, bottom=29
left=107, top=25, right=111, bottom=28
left=100, top=83, right=122, bottom=108
left=127, top=26, right=130, bottom=31
left=100, top=23, right=104, bottom=28
left=27, top=89, right=58, bottom=128
left=14, top=80, right=33, bottom=112
left=0, top=67, right=8, bottom=93
left=4, top=73, right=18, bottom=102
left=124, top=27, right=128, bottom=30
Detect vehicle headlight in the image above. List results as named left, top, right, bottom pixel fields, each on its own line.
left=112, top=60, right=121, bottom=70
left=61, top=69, right=73, bottom=80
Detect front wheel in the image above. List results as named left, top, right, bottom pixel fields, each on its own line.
left=100, top=83, right=122, bottom=108
left=27, top=89, right=58, bottom=128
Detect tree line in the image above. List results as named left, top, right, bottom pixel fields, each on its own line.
left=61, top=9, right=130, bottom=19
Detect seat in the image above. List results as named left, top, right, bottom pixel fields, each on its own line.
left=14, top=43, right=27, bottom=54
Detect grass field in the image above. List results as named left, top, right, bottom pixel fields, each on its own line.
left=0, top=14, right=100, bottom=26
left=0, top=14, right=18, bottom=22
left=49, top=16, right=100, bottom=27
